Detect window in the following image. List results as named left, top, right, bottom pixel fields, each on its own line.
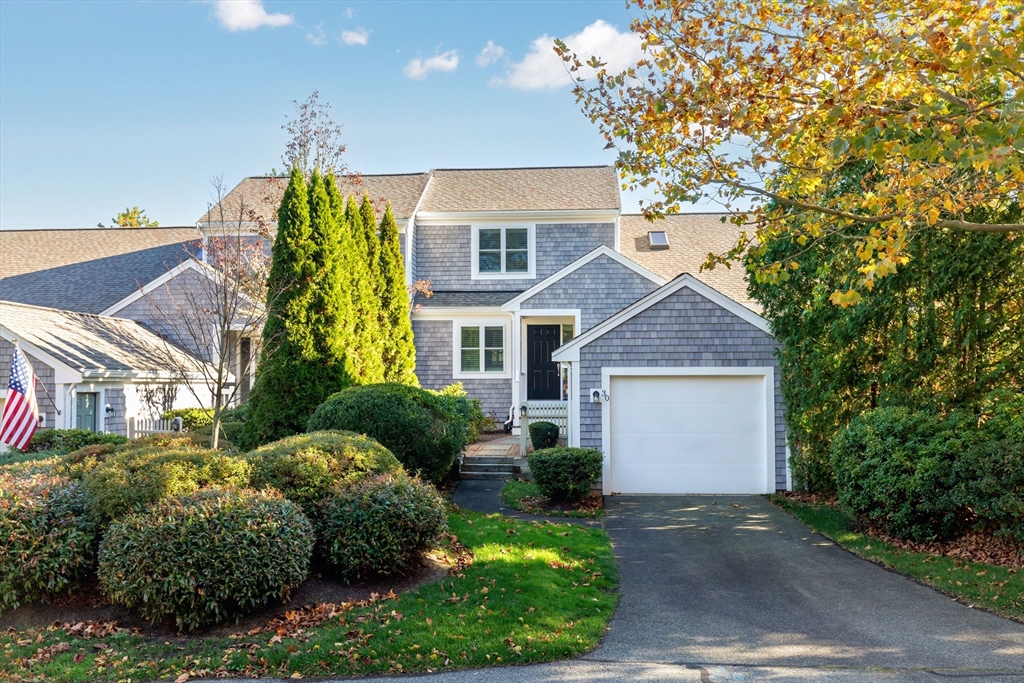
left=458, top=324, right=505, bottom=374
left=648, top=231, right=670, bottom=250
left=473, top=225, right=533, bottom=278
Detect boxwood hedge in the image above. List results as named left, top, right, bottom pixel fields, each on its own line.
left=528, top=447, right=603, bottom=502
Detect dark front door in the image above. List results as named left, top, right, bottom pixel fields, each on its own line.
left=527, top=325, right=561, bottom=400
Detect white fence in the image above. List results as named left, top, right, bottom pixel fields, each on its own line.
left=127, top=416, right=183, bottom=440
left=524, top=401, right=569, bottom=435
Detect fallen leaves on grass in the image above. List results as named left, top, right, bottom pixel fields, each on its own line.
left=870, top=527, right=1024, bottom=569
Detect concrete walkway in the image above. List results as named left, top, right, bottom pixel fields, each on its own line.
left=306, top=491, right=1024, bottom=683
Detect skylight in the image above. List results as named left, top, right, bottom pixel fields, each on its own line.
left=648, top=231, right=669, bottom=249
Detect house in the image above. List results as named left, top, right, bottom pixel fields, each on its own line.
left=1, top=166, right=786, bottom=494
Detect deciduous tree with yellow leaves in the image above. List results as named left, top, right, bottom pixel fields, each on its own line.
left=558, top=0, right=1022, bottom=304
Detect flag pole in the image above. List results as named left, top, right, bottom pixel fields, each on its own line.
left=11, top=339, right=61, bottom=416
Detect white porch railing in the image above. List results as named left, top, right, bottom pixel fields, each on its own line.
left=525, top=401, right=569, bottom=435
left=127, top=416, right=183, bottom=440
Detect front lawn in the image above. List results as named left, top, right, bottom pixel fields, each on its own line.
left=501, top=480, right=604, bottom=518
left=2, top=510, right=618, bottom=682
left=769, top=495, right=1024, bottom=623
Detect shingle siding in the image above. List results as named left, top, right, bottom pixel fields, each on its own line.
left=104, top=387, right=126, bottom=436
left=575, top=286, right=788, bottom=491
left=415, top=223, right=614, bottom=292
left=115, top=268, right=217, bottom=361
left=519, top=255, right=659, bottom=333
left=412, top=319, right=510, bottom=423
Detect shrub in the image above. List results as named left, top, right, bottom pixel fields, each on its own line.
left=0, top=449, right=62, bottom=470
left=307, top=384, right=469, bottom=484
left=98, top=488, right=313, bottom=630
left=161, top=408, right=214, bottom=431
left=831, top=407, right=986, bottom=543
left=318, top=473, right=448, bottom=581
left=82, top=447, right=250, bottom=525
left=247, top=431, right=402, bottom=512
left=1, top=473, right=96, bottom=612
left=528, top=447, right=603, bottom=502
left=430, top=383, right=493, bottom=442
left=26, top=429, right=127, bottom=455
left=529, top=421, right=560, bottom=450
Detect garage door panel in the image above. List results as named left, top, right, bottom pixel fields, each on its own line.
left=608, top=374, right=769, bottom=494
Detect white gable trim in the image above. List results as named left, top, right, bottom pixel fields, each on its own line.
left=99, top=259, right=204, bottom=317
left=406, top=172, right=434, bottom=287
left=502, top=246, right=666, bottom=312
left=552, top=274, right=773, bottom=362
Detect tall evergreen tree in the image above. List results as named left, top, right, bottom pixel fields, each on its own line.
left=359, top=193, right=381, bottom=293
left=243, top=167, right=317, bottom=446
left=345, top=194, right=385, bottom=383
left=307, top=170, right=353, bottom=400
left=377, top=203, right=418, bottom=385
left=325, top=174, right=360, bottom=382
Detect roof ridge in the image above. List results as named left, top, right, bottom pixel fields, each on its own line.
left=431, top=165, right=613, bottom=172
left=0, top=226, right=200, bottom=234
left=244, top=172, right=430, bottom=180
left=621, top=212, right=731, bottom=217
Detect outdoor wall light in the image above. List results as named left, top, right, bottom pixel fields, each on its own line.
left=104, top=404, right=114, bottom=414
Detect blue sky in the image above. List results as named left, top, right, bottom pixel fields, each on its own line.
left=0, top=0, right=682, bottom=229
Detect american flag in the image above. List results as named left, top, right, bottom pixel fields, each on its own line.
left=1, top=345, right=40, bottom=451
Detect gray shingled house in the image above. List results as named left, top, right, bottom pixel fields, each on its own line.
left=2, top=166, right=787, bottom=494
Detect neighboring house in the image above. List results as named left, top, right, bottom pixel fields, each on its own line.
left=0, top=301, right=213, bottom=437
left=0, top=166, right=785, bottom=495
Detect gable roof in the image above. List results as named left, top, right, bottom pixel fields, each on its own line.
left=619, top=213, right=758, bottom=311
left=417, top=166, right=621, bottom=213
left=0, top=300, right=211, bottom=379
left=197, top=173, right=432, bottom=226
left=502, top=245, right=665, bottom=311
left=0, top=227, right=200, bottom=314
left=552, top=273, right=772, bottom=363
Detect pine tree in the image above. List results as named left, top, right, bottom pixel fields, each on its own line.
left=378, top=202, right=418, bottom=385
left=306, top=170, right=353, bottom=399
left=243, top=167, right=317, bottom=446
left=345, top=194, right=385, bottom=383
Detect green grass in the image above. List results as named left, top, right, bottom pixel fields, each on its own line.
left=501, top=480, right=604, bottom=519
left=1, top=509, right=618, bottom=682
left=769, top=495, right=1024, bottom=623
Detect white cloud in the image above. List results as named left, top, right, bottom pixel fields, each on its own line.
left=475, top=40, right=506, bottom=67
left=306, top=22, right=326, bottom=46
left=344, top=7, right=355, bottom=19
left=502, top=20, right=641, bottom=91
left=210, top=0, right=293, bottom=32
left=340, top=27, right=369, bottom=45
left=403, top=50, right=460, bottom=80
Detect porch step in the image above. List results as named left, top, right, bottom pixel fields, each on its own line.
left=464, top=455, right=516, bottom=465
left=459, top=471, right=514, bottom=481
left=460, top=454, right=520, bottom=480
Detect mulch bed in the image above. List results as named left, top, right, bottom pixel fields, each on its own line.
left=775, top=492, right=1024, bottom=569
left=516, top=492, right=604, bottom=516
left=0, top=555, right=450, bottom=640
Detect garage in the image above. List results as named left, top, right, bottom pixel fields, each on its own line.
left=552, top=274, right=788, bottom=495
left=606, top=371, right=773, bottom=494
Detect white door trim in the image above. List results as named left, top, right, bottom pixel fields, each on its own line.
left=599, top=366, right=776, bottom=495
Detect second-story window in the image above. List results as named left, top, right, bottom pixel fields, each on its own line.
left=473, top=225, right=533, bottom=278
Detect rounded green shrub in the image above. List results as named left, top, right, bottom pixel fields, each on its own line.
left=27, top=429, right=127, bottom=455
left=82, top=446, right=250, bottom=525
left=430, top=383, right=492, bottom=442
left=246, top=431, right=402, bottom=512
left=528, top=447, right=603, bottom=502
left=529, top=421, right=560, bottom=450
left=307, top=384, right=469, bottom=484
left=1, top=473, right=96, bottom=612
left=161, top=408, right=214, bottom=431
left=98, top=488, right=313, bottom=630
left=318, top=473, right=448, bottom=581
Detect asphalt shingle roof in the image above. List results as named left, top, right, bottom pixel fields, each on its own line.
left=417, top=166, right=621, bottom=213
left=0, top=300, right=207, bottom=376
left=619, top=214, right=759, bottom=312
left=197, top=173, right=432, bottom=225
left=416, top=291, right=524, bottom=308
left=0, top=227, right=200, bottom=314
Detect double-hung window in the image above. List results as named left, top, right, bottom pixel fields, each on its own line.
left=457, top=323, right=506, bottom=375
left=473, top=225, right=533, bottom=278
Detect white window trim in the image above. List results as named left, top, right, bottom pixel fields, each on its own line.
left=470, top=224, right=536, bottom=280
left=452, top=318, right=512, bottom=379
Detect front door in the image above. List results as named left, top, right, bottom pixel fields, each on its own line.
left=76, top=392, right=98, bottom=432
left=527, top=325, right=561, bottom=400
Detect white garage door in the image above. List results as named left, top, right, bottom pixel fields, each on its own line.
left=608, top=374, right=769, bottom=494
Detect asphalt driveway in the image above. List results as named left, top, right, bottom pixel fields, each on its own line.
left=325, top=492, right=1024, bottom=682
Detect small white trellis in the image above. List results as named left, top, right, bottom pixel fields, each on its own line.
left=127, top=416, right=183, bottom=440
left=519, top=400, right=569, bottom=454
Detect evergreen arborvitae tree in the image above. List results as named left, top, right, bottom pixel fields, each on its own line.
left=344, top=194, right=385, bottom=383
left=359, top=193, right=381, bottom=292
left=378, top=203, right=418, bottom=385
left=243, top=167, right=317, bottom=446
left=325, top=173, right=361, bottom=382
left=306, top=170, right=353, bottom=399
